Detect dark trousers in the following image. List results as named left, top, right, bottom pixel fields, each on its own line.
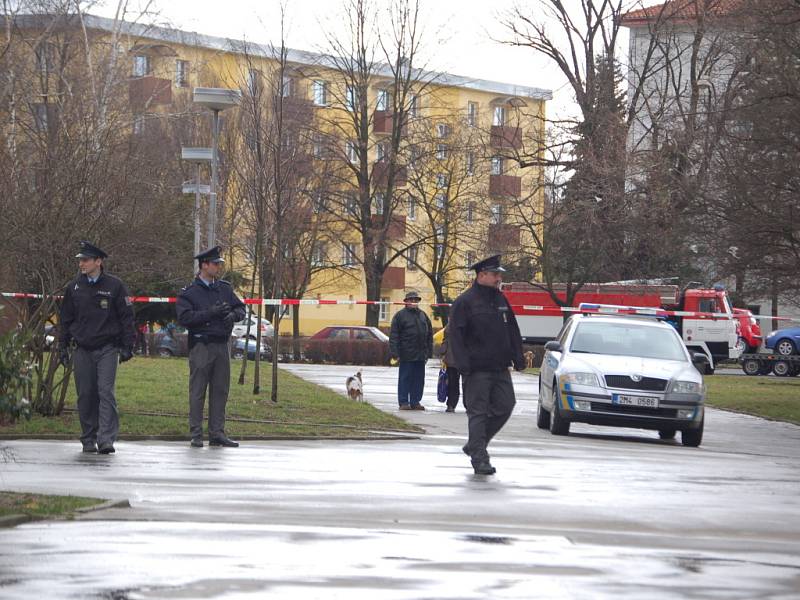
left=188, top=341, right=231, bottom=439
left=398, top=360, right=426, bottom=406
left=446, top=366, right=461, bottom=409
left=462, top=370, right=516, bottom=463
left=73, top=344, right=119, bottom=447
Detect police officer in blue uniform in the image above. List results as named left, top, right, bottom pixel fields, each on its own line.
left=59, top=241, right=136, bottom=454
left=176, top=246, right=246, bottom=448
left=447, top=254, right=525, bottom=475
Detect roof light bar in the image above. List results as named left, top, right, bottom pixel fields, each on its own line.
left=578, top=303, right=669, bottom=319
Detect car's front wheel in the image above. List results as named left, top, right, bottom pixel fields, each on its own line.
left=549, top=385, right=570, bottom=436
left=775, top=339, right=796, bottom=356
left=157, top=348, right=173, bottom=358
left=232, top=349, right=245, bottom=359
left=536, top=382, right=550, bottom=430
left=681, top=417, right=704, bottom=447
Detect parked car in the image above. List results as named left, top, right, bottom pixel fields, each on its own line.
left=154, top=331, right=179, bottom=357
left=232, top=337, right=273, bottom=361
left=232, top=313, right=274, bottom=340
left=733, top=308, right=763, bottom=354
left=765, top=326, right=800, bottom=356
left=538, top=312, right=708, bottom=447
left=305, top=326, right=390, bottom=365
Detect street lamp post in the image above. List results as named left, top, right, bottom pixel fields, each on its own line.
left=181, top=147, right=213, bottom=271
left=192, top=87, right=241, bottom=247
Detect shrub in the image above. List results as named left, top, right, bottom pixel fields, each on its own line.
left=0, top=308, right=33, bottom=425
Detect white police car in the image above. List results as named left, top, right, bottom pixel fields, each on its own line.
left=537, top=306, right=707, bottom=447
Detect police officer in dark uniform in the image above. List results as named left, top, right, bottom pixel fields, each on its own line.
left=447, top=254, right=525, bottom=475
left=176, top=246, right=246, bottom=448
left=59, top=241, right=136, bottom=454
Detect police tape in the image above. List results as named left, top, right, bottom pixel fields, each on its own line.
left=3, top=291, right=796, bottom=322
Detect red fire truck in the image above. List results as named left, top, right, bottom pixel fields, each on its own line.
left=502, top=282, right=740, bottom=373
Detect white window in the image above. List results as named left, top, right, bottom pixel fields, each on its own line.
left=435, top=193, right=446, bottom=209
left=312, top=192, right=326, bottom=213
left=490, top=204, right=503, bottom=225
left=346, top=141, right=358, bottom=163
left=346, top=85, right=357, bottom=111
left=175, top=59, right=189, bottom=86
left=436, top=173, right=448, bottom=188
left=281, top=74, right=293, bottom=97
left=312, top=242, right=327, bottom=266
left=436, top=144, right=448, bottom=160
left=36, top=42, right=54, bottom=74
left=406, top=246, right=418, bottom=270
left=247, top=68, right=260, bottom=95
left=409, top=94, right=419, bottom=117
left=343, top=243, right=357, bottom=267
left=435, top=244, right=444, bottom=259
left=493, top=106, right=505, bottom=126
left=466, top=202, right=475, bottom=224
left=465, top=251, right=476, bottom=269
left=376, top=141, right=387, bottom=162
left=436, top=123, right=450, bottom=138
left=33, top=103, right=49, bottom=132
left=132, top=113, right=145, bottom=135
left=379, top=297, right=390, bottom=322
left=133, top=55, right=150, bottom=77
left=376, top=89, right=389, bottom=111
left=467, top=101, right=477, bottom=126
left=407, top=197, right=417, bottom=221
left=312, top=80, right=328, bottom=106
left=491, top=156, right=504, bottom=175
left=373, top=192, right=385, bottom=215
left=312, top=135, right=324, bottom=159
left=344, top=195, right=358, bottom=216
left=408, top=145, right=421, bottom=168
left=466, top=152, right=475, bottom=175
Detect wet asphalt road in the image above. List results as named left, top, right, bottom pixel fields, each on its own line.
left=1, top=363, right=799, bottom=599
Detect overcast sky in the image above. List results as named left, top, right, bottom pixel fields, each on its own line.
left=93, top=0, right=662, bottom=120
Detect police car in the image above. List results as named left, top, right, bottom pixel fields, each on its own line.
left=537, top=305, right=708, bottom=447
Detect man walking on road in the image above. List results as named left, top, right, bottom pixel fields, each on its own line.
left=447, top=255, right=525, bottom=475
left=59, top=241, right=136, bottom=454
left=177, top=246, right=246, bottom=448
left=390, top=290, right=433, bottom=411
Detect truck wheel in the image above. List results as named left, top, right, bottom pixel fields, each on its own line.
left=773, top=361, right=791, bottom=377
left=549, top=386, right=570, bottom=436
left=536, top=382, right=551, bottom=430
left=741, top=359, right=761, bottom=376
left=681, top=417, right=704, bottom=447
left=776, top=339, right=796, bottom=356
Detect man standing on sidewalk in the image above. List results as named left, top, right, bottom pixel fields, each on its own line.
left=59, top=241, right=136, bottom=454
left=390, top=290, right=433, bottom=411
left=177, top=246, right=245, bottom=448
left=447, top=255, right=525, bottom=475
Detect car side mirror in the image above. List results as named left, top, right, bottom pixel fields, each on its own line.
left=691, top=352, right=709, bottom=367
left=544, top=340, right=563, bottom=353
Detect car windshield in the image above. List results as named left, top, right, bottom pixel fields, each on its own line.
left=570, top=321, right=687, bottom=361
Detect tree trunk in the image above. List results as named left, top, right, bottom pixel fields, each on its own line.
left=292, top=304, right=301, bottom=361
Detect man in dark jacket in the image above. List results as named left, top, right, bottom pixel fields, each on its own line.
left=59, top=241, right=136, bottom=454
left=176, top=246, right=246, bottom=448
left=389, top=290, right=433, bottom=410
left=447, top=254, right=525, bottom=475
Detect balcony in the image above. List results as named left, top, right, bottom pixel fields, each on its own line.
left=372, top=161, right=407, bottom=187
left=489, top=174, right=521, bottom=197
left=280, top=96, right=314, bottom=123
left=129, top=76, right=172, bottom=109
left=491, top=125, right=522, bottom=149
left=371, top=214, right=406, bottom=239
left=373, top=110, right=407, bottom=135
left=382, top=266, right=406, bottom=290
left=488, top=224, right=521, bottom=250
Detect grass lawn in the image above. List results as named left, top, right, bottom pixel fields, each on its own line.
left=0, top=491, right=101, bottom=519
left=1, top=358, right=421, bottom=439
left=704, top=374, right=800, bottom=425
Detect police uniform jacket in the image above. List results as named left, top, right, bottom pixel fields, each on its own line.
left=176, top=277, right=246, bottom=342
left=447, top=281, right=525, bottom=374
left=389, top=306, right=433, bottom=362
left=59, top=272, right=136, bottom=351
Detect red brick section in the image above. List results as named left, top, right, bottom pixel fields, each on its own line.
left=621, top=0, right=747, bottom=26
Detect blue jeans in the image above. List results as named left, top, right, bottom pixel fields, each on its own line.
left=398, top=360, right=426, bottom=406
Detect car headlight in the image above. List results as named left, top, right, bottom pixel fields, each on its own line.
left=768, top=331, right=777, bottom=337
left=562, top=372, right=599, bottom=386
left=671, top=380, right=701, bottom=394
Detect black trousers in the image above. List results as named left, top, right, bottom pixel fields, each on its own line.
left=446, top=366, right=461, bottom=409
left=462, top=370, right=516, bottom=463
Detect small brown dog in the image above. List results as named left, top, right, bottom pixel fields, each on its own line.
left=346, top=371, right=363, bottom=402
left=524, top=351, right=535, bottom=370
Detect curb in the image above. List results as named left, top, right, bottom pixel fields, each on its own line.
left=0, top=514, right=32, bottom=528
left=75, top=498, right=130, bottom=514
left=0, top=433, right=421, bottom=442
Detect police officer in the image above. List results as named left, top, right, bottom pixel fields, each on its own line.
left=59, top=241, right=136, bottom=454
left=176, top=246, right=245, bottom=448
left=447, top=254, right=525, bottom=475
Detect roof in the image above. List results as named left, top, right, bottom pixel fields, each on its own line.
left=620, top=0, right=747, bottom=26
left=9, top=13, right=552, bottom=101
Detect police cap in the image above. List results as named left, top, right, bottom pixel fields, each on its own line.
left=195, top=245, right=225, bottom=264
left=470, top=254, right=506, bottom=273
left=75, top=241, right=108, bottom=259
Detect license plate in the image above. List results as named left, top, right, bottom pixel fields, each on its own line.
left=614, top=394, right=659, bottom=408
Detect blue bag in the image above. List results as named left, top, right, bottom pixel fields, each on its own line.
left=437, top=366, right=448, bottom=403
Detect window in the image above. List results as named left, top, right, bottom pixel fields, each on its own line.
left=407, top=197, right=417, bottom=221
left=436, top=123, right=450, bottom=138
left=435, top=193, right=446, bottom=209
left=246, top=68, right=261, bottom=95
left=312, top=191, right=326, bottom=213
left=33, top=103, right=50, bottom=132
left=467, top=101, right=478, bottom=126
left=312, top=135, right=324, bottom=159
left=490, top=204, right=503, bottom=225
left=35, top=42, right=54, bottom=74
left=409, top=94, right=419, bottom=117
left=353, top=328, right=374, bottom=340
left=175, top=59, right=189, bottom=87
left=493, top=105, right=506, bottom=126
left=373, top=192, right=385, bottom=216
left=406, top=246, right=418, bottom=270
left=379, top=297, right=390, bottom=322
left=465, top=251, right=476, bottom=269
left=312, top=80, right=328, bottom=106
left=133, top=54, right=150, bottom=77
left=491, top=156, right=504, bottom=175
left=281, top=74, right=294, bottom=97
left=436, top=144, right=448, bottom=160
left=132, top=113, right=145, bottom=135
left=408, top=145, right=421, bottom=168
left=436, top=173, right=448, bottom=188
left=312, top=242, right=327, bottom=266
left=435, top=244, right=444, bottom=259
left=376, top=89, right=389, bottom=111
left=466, top=202, right=475, bottom=224
left=328, top=328, right=350, bottom=340
left=346, top=85, right=357, bottom=111
left=343, top=243, right=357, bottom=267
left=466, top=152, right=475, bottom=175
left=344, top=195, right=358, bottom=216
left=346, top=141, right=358, bottom=163
left=376, top=141, right=387, bottom=162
